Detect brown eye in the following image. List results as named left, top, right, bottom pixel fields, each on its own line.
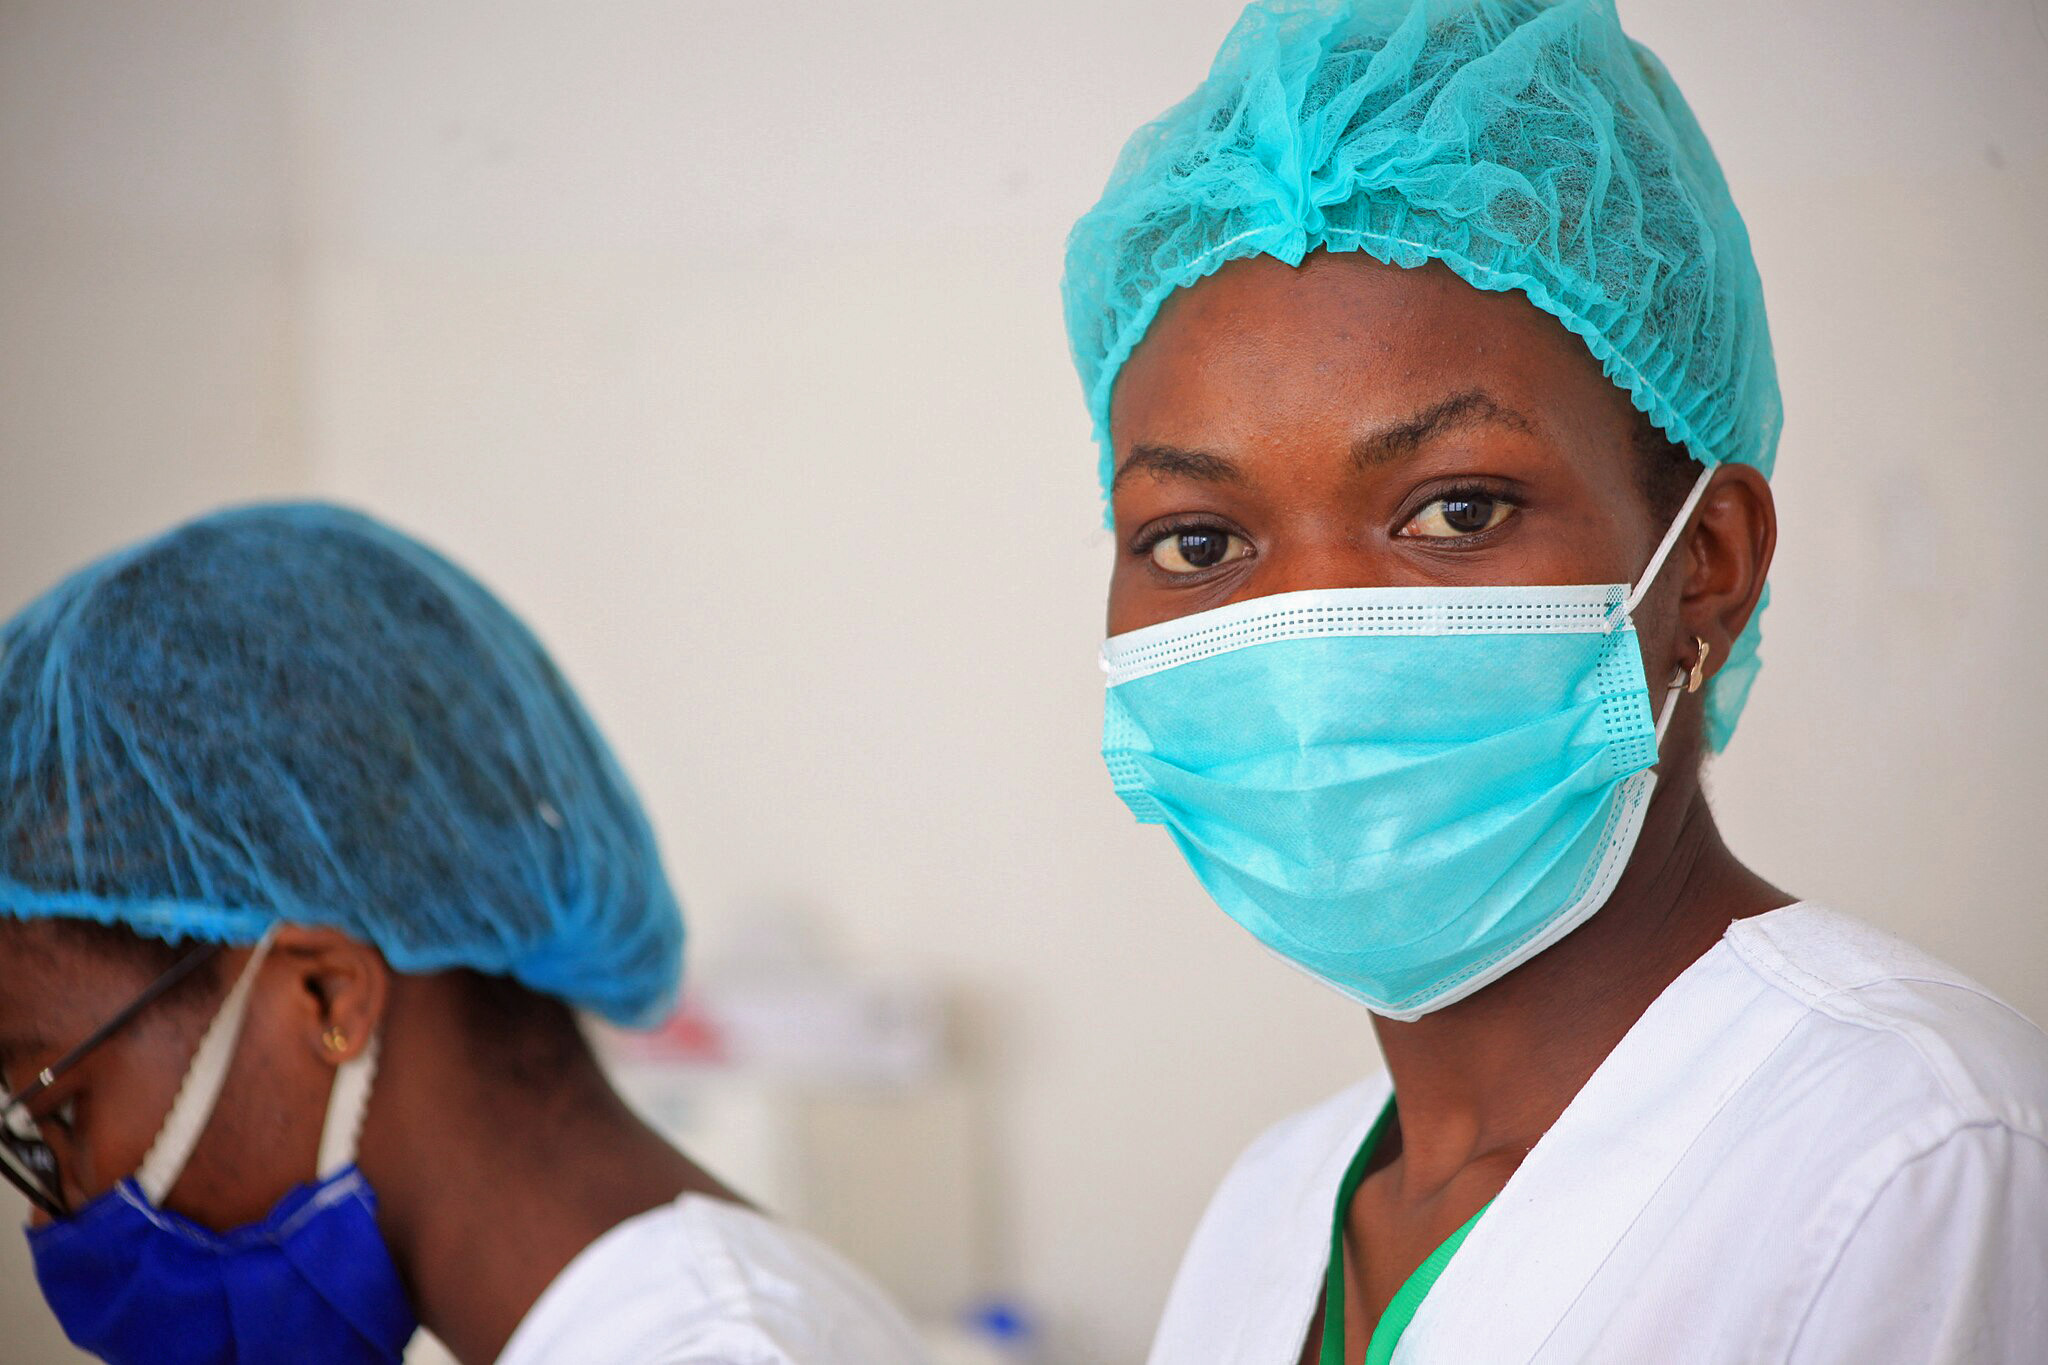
left=1400, top=494, right=1514, bottom=539
left=1150, top=529, right=1251, bottom=574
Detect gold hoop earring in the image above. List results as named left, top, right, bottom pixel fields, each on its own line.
left=321, top=1025, right=350, bottom=1055
left=1685, top=637, right=1711, bottom=694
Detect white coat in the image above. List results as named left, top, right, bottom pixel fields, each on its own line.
left=1148, top=904, right=2048, bottom=1364
left=494, top=1192, right=930, bottom=1364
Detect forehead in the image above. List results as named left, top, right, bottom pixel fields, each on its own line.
left=1110, top=252, right=1626, bottom=453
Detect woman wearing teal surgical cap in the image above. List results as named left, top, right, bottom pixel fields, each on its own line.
left=1064, top=2, right=2048, bottom=1361
left=0, top=505, right=928, bottom=1364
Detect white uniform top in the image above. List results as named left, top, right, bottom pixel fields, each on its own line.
left=1149, top=904, right=2048, bottom=1365
left=495, top=1192, right=930, bottom=1365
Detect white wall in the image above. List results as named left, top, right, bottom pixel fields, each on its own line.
left=0, top=5, right=308, bottom=1358
left=2, top=2, right=2044, bottom=1360
left=1632, top=0, right=2048, bottom=1019
left=0, top=1, right=308, bottom=593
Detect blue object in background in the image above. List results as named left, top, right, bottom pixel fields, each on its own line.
left=963, top=1297, right=1039, bottom=1357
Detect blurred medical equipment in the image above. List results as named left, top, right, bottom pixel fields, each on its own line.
left=598, top=903, right=1037, bottom=1363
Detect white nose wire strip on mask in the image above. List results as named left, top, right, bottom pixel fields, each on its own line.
left=134, top=928, right=383, bottom=1202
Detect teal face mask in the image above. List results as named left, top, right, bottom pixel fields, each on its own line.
left=1100, top=472, right=1713, bottom=1020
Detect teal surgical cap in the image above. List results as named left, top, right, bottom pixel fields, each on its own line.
left=0, top=504, right=683, bottom=1026
left=1063, top=0, right=1780, bottom=748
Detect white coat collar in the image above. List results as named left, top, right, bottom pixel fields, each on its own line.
left=1392, top=909, right=1813, bottom=1361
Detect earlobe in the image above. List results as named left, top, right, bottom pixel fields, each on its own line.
left=1680, top=463, right=1776, bottom=684
left=268, top=926, right=390, bottom=1068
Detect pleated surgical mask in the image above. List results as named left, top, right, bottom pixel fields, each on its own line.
left=1100, top=470, right=1712, bottom=1019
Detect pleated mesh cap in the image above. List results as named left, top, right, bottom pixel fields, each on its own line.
left=1063, top=0, right=1780, bottom=747
left=0, top=504, right=683, bottom=1026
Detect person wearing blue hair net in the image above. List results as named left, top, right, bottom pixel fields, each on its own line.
left=1065, top=1, right=2048, bottom=1360
left=0, top=505, right=928, bottom=1364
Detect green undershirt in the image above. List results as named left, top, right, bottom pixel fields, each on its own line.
left=1319, top=1101, right=1489, bottom=1365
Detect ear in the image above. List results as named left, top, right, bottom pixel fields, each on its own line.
left=1676, top=463, right=1776, bottom=685
left=267, top=925, right=390, bottom=1069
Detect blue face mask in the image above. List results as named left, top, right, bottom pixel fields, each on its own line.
left=1101, top=472, right=1714, bottom=1019
left=26, top=935, right=418, bottom=1364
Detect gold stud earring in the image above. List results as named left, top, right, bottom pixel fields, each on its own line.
left=1685, top=637, right=1711, bottom=693
left=321, top=1025, right=350, bottom=1054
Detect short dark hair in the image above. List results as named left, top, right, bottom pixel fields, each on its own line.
left=445, top=969, right=598, bottom=1097
left=1632, top=409, right=1704, bottom=522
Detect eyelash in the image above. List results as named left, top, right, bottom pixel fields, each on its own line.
left=1129, top=514, right=1246, bottom=558
left=1125, top=479, right=1524, bottom=570
left=1398, top=480, right=1524, bottom=536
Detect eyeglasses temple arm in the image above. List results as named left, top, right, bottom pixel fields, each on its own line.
left=1, top=941, right=225, bottom=1112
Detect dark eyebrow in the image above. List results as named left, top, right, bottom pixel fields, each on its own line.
left=1110, top=443, right=1248, bottom=493
left=1352, top=389, right=1534, bottom=469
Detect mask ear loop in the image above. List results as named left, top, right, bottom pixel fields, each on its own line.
left=1618, top=466, right=1716, bottom=622
left=135, top=929, right=278, bottom=1204
left=135, top=927, right=384, bottom=1201
left=316, top=1034, right=380, bottom=1178
left=1623, top=467, right=1715, bottom=757
left=1655, top=669, right=1687, bottom=746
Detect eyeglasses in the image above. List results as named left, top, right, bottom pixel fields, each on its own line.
left=0, top=943, right=222, bottom=1219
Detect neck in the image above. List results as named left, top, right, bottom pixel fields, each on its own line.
left=1368, top=779, right=1787, bottom=1190
left=359, top=1003, right=737, bottom=1365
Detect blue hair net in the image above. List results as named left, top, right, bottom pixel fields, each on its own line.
left=0, top=504, right=682, bottom=1026
left=1063, top=0, right=1780, bottom=748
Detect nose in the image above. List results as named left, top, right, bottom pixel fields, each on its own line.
left=1229, top=534, right=1408, bottom=604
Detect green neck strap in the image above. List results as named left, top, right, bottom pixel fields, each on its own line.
left=1320, top=1101, right=1489, bottom=1365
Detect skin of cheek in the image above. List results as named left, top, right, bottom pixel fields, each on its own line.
left=155, top=969, right=335, bottom=1229
left=0, top=931, right=192, bottom=1210
left=1104, top=253, right=1670, bottom=639
left=0, top=932, right=332, bottom=1230
left=1626, top=564, right=1691, bottom=727
left=63, top=1012, right=208, bottom=1203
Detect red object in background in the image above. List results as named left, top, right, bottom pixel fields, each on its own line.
left=607, top=996, right=729, bottom=1064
